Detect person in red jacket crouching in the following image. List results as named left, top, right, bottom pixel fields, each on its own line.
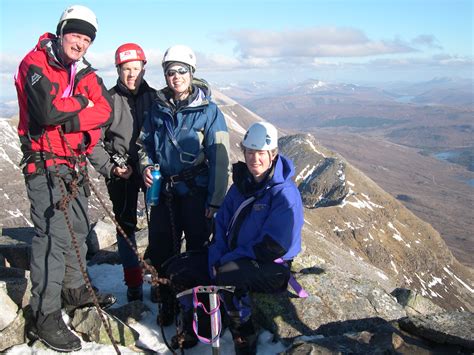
left=14, top=5, right=115, bottom=352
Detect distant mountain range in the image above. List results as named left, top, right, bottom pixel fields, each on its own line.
left=218, top=76, right=474, bottom=108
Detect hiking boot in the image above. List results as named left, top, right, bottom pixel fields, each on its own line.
left=170, top=330, right=199, bottom=350
left=231, top=318, right=257, bottom=355
left=62, top=284, right=116, bottom=313
left=170, top=309, right=198, bottom=350
left=233, top=334, right=257, bottom=355
left=28, top=310, right=82, bottom=352
left=127, top=286, right=143, bottom=302
left=157, top=284, right=175, bottom=326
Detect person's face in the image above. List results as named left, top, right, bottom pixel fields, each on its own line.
left=244, top=149, right=274, bottom=182
left=165, top=65, right=191, bottom=98
left=118, top=61, right=144, bottom=91
left=60, top=33, right=91, bottom=64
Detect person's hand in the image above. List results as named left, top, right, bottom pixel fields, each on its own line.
left=112, top=165, right=132, bottom=179
left=143, top=166, right=153, bottom=188
left=205, top=206, right=218, bottom=219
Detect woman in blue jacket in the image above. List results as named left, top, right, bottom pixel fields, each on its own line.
left=138, top=45, right=230, bottom=326
left=166, top=122, right=304, bottom=354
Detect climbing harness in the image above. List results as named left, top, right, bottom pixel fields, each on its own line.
left=161, top=162, right=209, bottom=198
left=164, top=117, right=200, bottom=164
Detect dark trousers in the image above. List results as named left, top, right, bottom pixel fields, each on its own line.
left=166, top=250, right=290, bottom=325
left=106, top=176, right=141, bottom=269
left=106, top=174, right=143, bottom=287
left=147, top=188, right=210, bottom=273
left=26, top=165, right=90, bottom=315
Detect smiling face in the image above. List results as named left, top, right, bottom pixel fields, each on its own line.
left=60, top=33, right=91, bottom=64
left=244, top=149, right=275, bottom=182
left=165, top=64, right=191, bottom=100
left=118, top=60, right=144, bottom=92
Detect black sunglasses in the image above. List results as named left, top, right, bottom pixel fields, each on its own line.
left=166, top=67, right=189, bottom=77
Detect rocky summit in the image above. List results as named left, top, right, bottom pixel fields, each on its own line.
left=0, top=90, right=472, bottom=353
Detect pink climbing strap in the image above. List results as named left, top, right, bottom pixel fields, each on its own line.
left=191, top=286, right=223, bottom=344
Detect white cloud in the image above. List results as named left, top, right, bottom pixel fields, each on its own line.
left=368, top=55, right=474, bottom=69
left=224, top=27, right=416, bottom=58
left=410, top=34, right=443, bottom=49
left=0, top=27, right=471, bottom=98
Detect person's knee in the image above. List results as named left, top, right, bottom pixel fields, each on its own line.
left=215, top=261, right=243, bottom=287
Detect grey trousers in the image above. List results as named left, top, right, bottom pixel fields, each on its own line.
left=25, top=165, right=90, bottom=315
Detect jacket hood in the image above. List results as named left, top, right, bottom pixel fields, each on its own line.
left=232, top=154, right=295, bottom=197
left=156, top=77, right=211, bottom=109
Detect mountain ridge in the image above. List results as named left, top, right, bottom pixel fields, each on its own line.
left=0, top=88, right=472, bottom=314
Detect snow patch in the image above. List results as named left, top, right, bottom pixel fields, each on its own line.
left=305, top=138, right=326, bottom=157
left=223, top=113, right=247, bottom=135
left=390, top=260, right=399, bottom=275
left=295, top=164, right=316, bottom=183
left=387, top=222, right=404, bottom=242
left=443, top=267, right=474, bottom=293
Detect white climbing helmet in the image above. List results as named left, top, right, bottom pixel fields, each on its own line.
left=162, top=45, right=196, bottom=72
left=242, top=122, right=278, bottom=150
left=57, top=5, right=98, bottom=35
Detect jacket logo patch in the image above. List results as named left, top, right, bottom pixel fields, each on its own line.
left=253, top=203, right=267, bottom=212
left=30, top=73, right=42, bottom=86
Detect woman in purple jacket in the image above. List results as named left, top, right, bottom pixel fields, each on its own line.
left=166, top=122, right=304, bottom=354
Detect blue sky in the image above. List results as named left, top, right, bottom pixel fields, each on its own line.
left=1, top=0, right=472, bottom=99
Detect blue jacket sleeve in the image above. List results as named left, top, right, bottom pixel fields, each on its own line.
left=203, top=104, right=230, bottom=207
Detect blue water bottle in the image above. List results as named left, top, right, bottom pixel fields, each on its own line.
left=146, top=164, right=162, bottom=206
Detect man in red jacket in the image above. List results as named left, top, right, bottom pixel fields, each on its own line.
left=14, top=5, right=115, bottom=352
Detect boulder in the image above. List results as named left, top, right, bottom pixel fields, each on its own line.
left=0, top=230, right=33, bottom=270
left=107, top=300, right=150, bottom=324
left=391, top=288, right=444, bottom=316
left=283, top=318, right=463, bottom=354
left=87, top=219, right=118, bottom=255
left=71, top=307, right=139, bottom=347
left=399, top=311, right=474, bottom=350
left=0, top=282, right=19, bottom=331
left=0, top=266, right=31, bottom=308
left=0, top=308, right=27, bottom=352
left=253, top=263, right=406, bottom=343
